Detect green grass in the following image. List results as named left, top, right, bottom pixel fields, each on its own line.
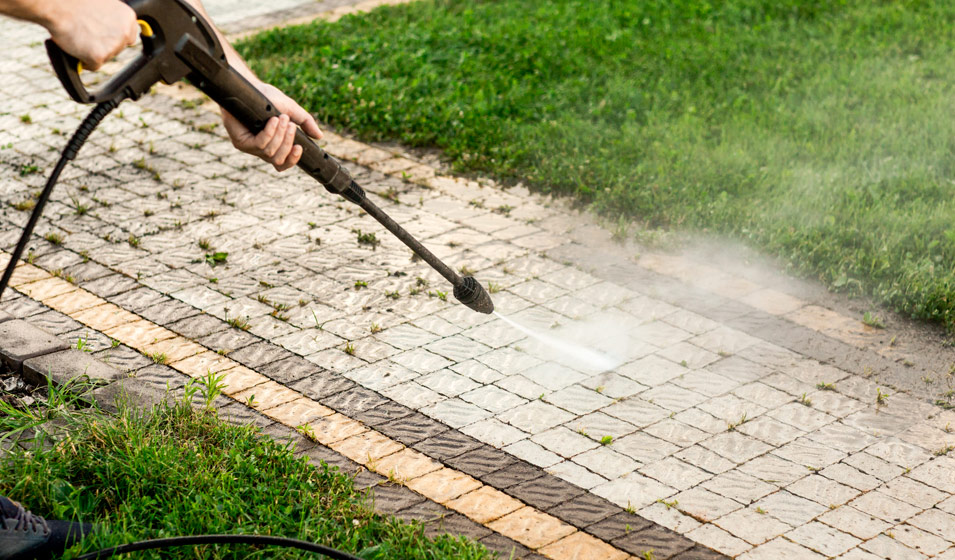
left=0, top=391, right=491, bottom=560
left=239, top=0, right=955, bottom=329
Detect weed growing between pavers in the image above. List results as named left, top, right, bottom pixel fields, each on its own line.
left=0, top=390, right=491, bottom=560
left=240, top=0, right=955, bottom=331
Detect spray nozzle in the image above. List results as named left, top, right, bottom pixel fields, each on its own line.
left=453, top=276, right=494, bottom=314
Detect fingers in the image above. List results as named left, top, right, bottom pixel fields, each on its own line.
left=285, top=102, right=323, bottom=140
left=269, top=118, right=297, bottom=167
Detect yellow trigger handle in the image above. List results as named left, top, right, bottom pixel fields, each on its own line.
left=76, top=20, right=153, bottom=73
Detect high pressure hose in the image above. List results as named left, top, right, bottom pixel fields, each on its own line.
left=73, top=534, right=364, bottom=560
left=0, top=98, right=122, bottom=301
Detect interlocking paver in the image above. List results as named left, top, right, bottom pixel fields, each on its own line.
left=818, top=505, right=890, bottom=540
left=892, top=523, right=951, bottom=557
left=713, top=507, right=791, bottom=545
left=858, top=534, right=927, bottom=560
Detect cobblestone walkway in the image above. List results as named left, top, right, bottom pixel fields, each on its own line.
left=2, top=3, right=955, bottom=559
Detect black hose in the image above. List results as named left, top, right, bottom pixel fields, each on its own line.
left=0, top=98, right=121, bottom=301
left=74, top=534, right=365, bottom=560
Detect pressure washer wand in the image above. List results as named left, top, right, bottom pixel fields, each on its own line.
left=174, top=37, right=494, bottom=314
left=38, top=0, right=492, bottom=314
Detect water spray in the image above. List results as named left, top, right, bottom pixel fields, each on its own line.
left=493, top=311, right=621, bottom=372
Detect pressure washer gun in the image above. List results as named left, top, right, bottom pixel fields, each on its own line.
left=0, top=0, right=493, bottom=314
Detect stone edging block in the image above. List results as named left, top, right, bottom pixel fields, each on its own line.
left=22, top=349, right=125, bottom=389
left=0, top=319, right=69, bottom=373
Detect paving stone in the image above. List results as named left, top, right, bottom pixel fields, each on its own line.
left=641, top=384, right=708, bottom=413
left=865, top=438, right=933, bottom=469
left=892, top=523, right=952, bottom=557
left=229, top=341, right=296, bottom=375
left=91, top=344, right=152, bottom=375
left=82, top=274, right=140, bottom=298
left=618, top=354, right=686, bottom=386
left=198, top=327, right=260, bottom=355
left=603, top=397, right=672, bottom=429
left=700, top=432, right=772, bottom=464
left=772, top=438, right=846, bottom=470
left=702, top=469, right=778, bottom=505
left=612, top=524, right=695, bottom=559
left=477, top=532, right=532, bottom=560
left=685, top=523, right=751, bottom=557
left=486, top=506, right=574, bottom=549
left=713, top=506, right=791, bottom=545
left=908, top=508, right=955, bottom=540
left=374, top=411, right=449, bottom=445
left=570, top=444, right=639, bottom=479
left=90, top=374, right=177, bottom=412
left=412, top=430, right=482, bottom=461
left=288, top=370, right=356, bottom=401
left=547, top=459, right=608, bottom=490
left=461, top=417, right=529, bottom=447
left=908, top=456, right=955, bottom=493
left=585, top=511, right=652, bottom=542
left=217, top=402, right=275, bottom=429
left=858, top=534, right=927, bottom=560
left=422, top=398, right=491, bottom=428
left=819, top=462, right=882, bottom=492
left=843, top=452, right=906, bottom=482
left=509, top=473, right=586, bottom=511
left=354, top=400, right=414, bottom=427
left=107, top=286, right=166, bottom=311
left=479, top=460, right=545, bottom=489
left=23, top=348, right=124, bottom=388
left=579, top=371, right=647, bottom=399
left=503, top=439, right=562, bottom=468
left=880, top=476, right=947, bottom=509
left=460, top=384, right=527, bottom=413
left=818, top=505, right=892, bottom=540
left=417, top=368, right=480, bottom=397
left=520, top=361, right=587, bottom=391
left=785, top=520, right=860, bottom=557
left=166, top=313, right=227, bottom=339
left=675, top=445, right=737, bottom=475
left=545, top=491, right=618, bottom=528
left=421, top=511, right=493, bottom=542
left=499, top=400, right=575, bottom=434
left=736, top=536, right=825, bottom=560
left=529, top=426, right=600, bottom=459
left=673, top=408, right=727, bottom=435
left=366, top=483, right=425, bottom=514
left=640, top=457, right=711, bottom=492
left=753, top=490, right=829, bottom=526
left=592, top=473, right=677, bottom=511
left=27, top=310, right=84, bottom=335
left=674, top=545, right=731, bottom=560
left=315, top=385, right=387, bottom=416
left=0, top=319, right=69, bottom=372
left=787, top=474, right=860, bottom=509
left=805, top=422, right=880, bottom=454
left=639, top=501, right=703, bottom=535
left=137, top=299, right=198, bottom=325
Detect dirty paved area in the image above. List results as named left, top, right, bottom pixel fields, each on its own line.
left=2, top=4, right=955, bottom=559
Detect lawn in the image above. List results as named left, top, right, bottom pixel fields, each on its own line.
left=0, top=390, right=491, bottom=560
left=238, top=0, right=955, bottom=329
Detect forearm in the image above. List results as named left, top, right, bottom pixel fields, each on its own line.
left=0, top=0, right=61, bottom=30
left=179, top=0, right=259, bottom=84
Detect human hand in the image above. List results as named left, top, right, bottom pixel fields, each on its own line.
left=46, top=0, right=140, bottom=71
left=220, top=82, right=324, bottom=172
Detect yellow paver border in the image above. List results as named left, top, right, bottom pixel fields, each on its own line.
left=6, top=258, right=634, bottom=560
